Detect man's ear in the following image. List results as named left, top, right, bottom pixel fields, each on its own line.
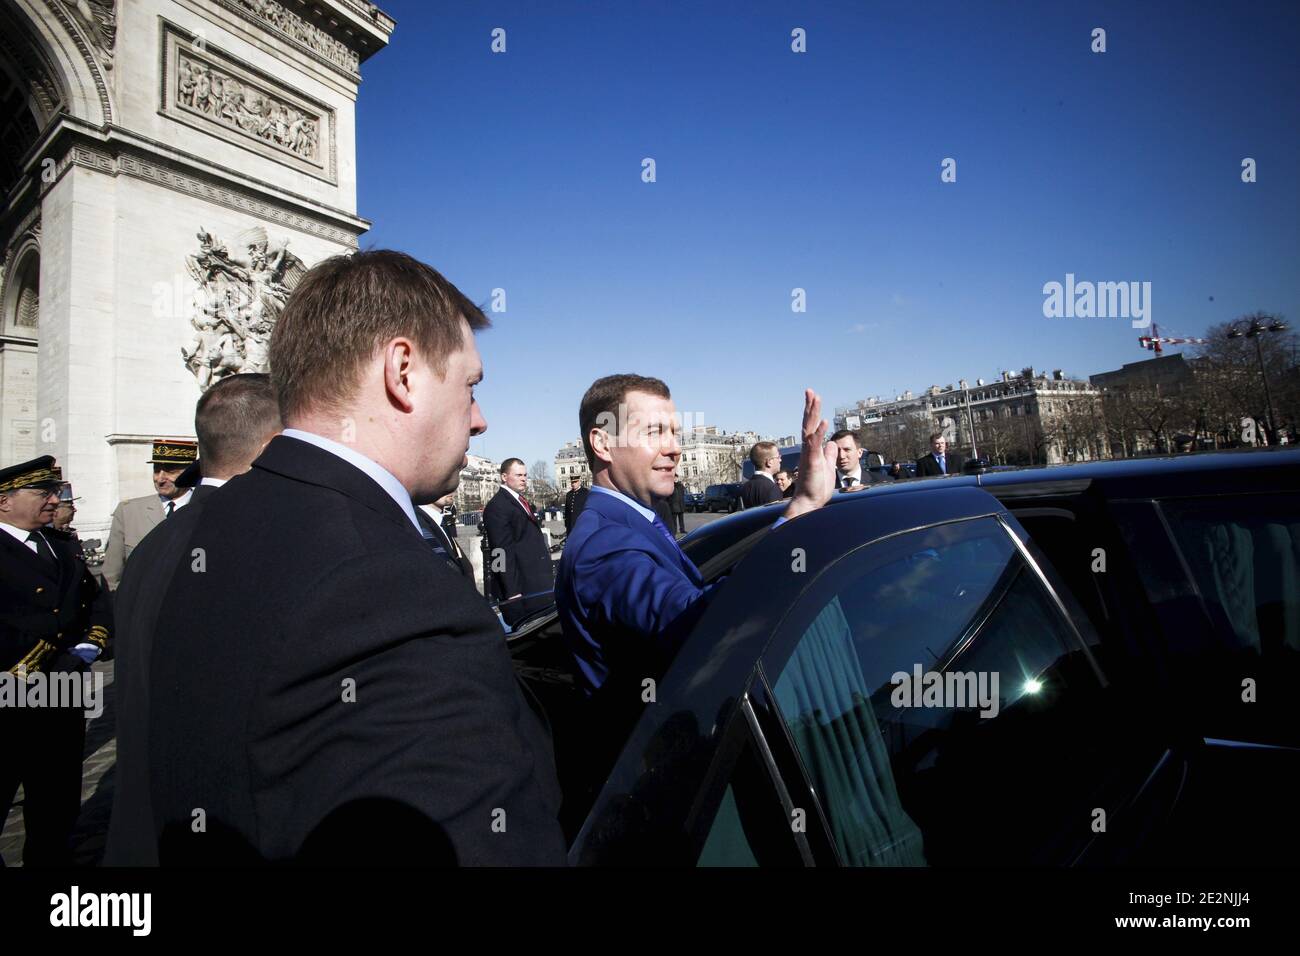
left=589, top=427, right=615, bottom=465
left=382, top=339, right=416, bottom=412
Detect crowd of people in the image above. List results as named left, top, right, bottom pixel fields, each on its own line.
left=3, top=247, right=989, bottom=867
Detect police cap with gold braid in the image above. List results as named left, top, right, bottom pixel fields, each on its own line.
left=0, top=455, right=62, bottom=494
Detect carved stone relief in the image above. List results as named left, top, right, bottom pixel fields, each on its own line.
left=182, top=225, right=307, bottom=388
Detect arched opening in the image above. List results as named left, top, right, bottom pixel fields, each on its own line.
left=1, top=242, right=39, bottom=462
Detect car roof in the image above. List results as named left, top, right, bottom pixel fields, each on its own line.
left=681, top=447, right=1300, bottom=567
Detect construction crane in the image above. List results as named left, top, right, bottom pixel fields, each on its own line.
left=1137, top=323, right=1207, bottom=355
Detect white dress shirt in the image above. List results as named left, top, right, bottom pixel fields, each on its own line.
left=0, top=520, right=43, bottom=554
left=162, top=488, right=194, bottom=515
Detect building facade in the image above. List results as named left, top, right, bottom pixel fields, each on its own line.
left=838, top=367, right=1109, bottom=466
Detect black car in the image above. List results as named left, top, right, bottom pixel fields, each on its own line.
left=701, top=483, right=742, bottom=513
left=509, top=448, right=1300, bottom=866
left=682, top=492, right=704, bottom=513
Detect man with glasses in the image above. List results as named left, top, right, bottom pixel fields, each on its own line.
left=101, top=439, right=198, bottom=589
left=0, top=456, right=113, bottom=865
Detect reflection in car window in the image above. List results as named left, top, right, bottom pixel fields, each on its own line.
left=1161, top=493, right=1300, bottom=657
left=770, top=517, right=1101, bottom=865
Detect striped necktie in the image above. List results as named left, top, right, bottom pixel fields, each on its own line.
left=419, top=522, right=462, bottom=574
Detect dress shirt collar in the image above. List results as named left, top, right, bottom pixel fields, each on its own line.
left=755, top=471, right=776, bottom=483
left=281, top=428, right=422, bottom=534
left=837, top=465, right=862, bottom=484
left=162, top=489, right=194, bottom=511
left=590, top=484, right=656, bottom=523
left=199, top=477, right=227, bottom=488
left=0, top=521, right=37, bottom=547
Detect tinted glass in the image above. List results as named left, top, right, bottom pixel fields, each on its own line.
left=695, top=734, right=804, bottom=867
left=769, top=517, right=1110, bottom=865
left=1159, top=492, right=1300, bottom=743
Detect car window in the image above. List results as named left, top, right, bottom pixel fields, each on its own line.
left=1157, top=491, right=1300, bottom=743
left=1160, top=492, right=1300, bottom=657
left=766, top=516, right=1114, bottom=865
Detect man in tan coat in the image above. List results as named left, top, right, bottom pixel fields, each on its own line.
left=101, top=439, right=198, bottom=589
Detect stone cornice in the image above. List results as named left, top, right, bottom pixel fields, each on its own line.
left=26, top=117, right=368, bottom=247
left=207, top=0, right=395, bottom=79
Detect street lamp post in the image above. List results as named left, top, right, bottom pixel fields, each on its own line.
left=1227, top=317, right=1289, bottom=442
left=959, top=378, right=981, bottom=461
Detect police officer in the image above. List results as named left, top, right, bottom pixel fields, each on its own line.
left=101, top=439, right=198, bottom=589
left=0, top=456, right=112, bottom=866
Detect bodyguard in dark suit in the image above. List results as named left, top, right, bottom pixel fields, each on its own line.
left=105, top=373, right=282, bottom=866
left=563, top=476, right=588, bottom=534
left=740, top=441, right=783, bottom=508
left=483, top=459, right=555, bottom=627
left=146, top=250, right=565, bottom=865
left=0, top=457, right=112, bottom=866
left=916, top=433, right=965, bottom=477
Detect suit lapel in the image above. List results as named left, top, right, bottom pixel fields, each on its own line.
left=589, top=490, right=701, bottom=583
left=142, top=496, right=163, bottom=525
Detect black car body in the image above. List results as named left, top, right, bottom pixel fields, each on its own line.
left=702, top=483, right=742, bottom=513
left=509, top=449, right=1300, bottom=866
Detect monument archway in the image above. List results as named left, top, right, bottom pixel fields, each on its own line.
left=0, top=0, right=392, bottom=538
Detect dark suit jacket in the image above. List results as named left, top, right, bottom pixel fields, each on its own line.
left=740, top=473, right=782, bottom=508
left=146, top=436, right=566, bottom=865
left=104, top=482, right=219, bottom=866
left=563, top=487, right=589, bottom=535
left=669, top=482, right=686, bottom=515
left=483, top=488, right=554, bottom=626
left=915, top=451, right=965, bottom=477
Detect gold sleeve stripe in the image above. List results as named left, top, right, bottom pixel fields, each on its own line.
left=8, top=640, right=58, bottom=680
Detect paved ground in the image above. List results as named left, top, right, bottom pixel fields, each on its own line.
left=2, top=658, right=116, bottom=867
left=0, top=510, right=730, bottom=867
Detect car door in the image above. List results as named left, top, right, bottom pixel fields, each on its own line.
left=739, top=511, right=1181, bottom=866
left=749, top=511, right=1184, bottom=866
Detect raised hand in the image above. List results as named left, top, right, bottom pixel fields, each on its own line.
left=784, top=388, right=838, bottom=522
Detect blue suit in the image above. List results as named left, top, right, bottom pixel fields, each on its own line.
left=556, top=487, right=718, bottom=696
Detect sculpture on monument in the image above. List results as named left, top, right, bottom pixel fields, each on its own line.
left=182, top=226, right=306, bottom=389
left=176, top=54, right=320, bottom=161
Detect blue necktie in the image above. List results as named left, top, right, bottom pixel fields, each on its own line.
left=651, top=514, right=679, bottom=550
left=937, top=455, right=946, bottom=474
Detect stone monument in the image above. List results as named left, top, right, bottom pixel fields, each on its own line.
left=0, top=0, right=394, bottom=538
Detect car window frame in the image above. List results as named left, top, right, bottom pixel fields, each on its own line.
left=753, top=512, right=1113, bottom=866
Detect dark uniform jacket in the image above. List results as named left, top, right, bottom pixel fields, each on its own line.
left=669, top=482, right=686, bottom=515
left=1, top=526, right=111, bottom=675
left=483, top=487, right=554, bottom=626
left=146, top=437, right=566, bottom=865
left=563, top=487, right=589, bottom=535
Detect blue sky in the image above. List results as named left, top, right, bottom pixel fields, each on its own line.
left=356, top=0, right=1300, bottom=473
